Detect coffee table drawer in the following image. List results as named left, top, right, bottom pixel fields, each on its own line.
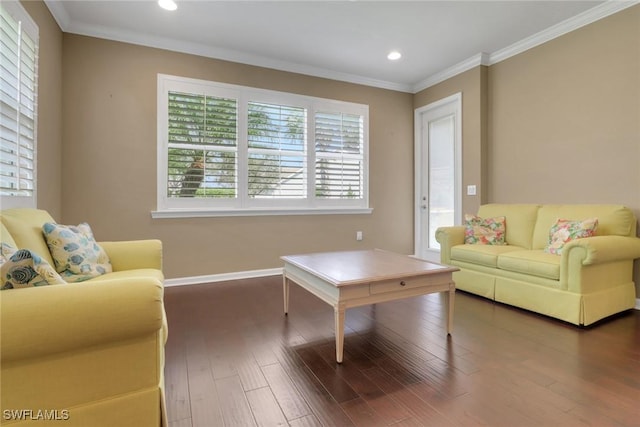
left=370, top=275, right=451, bottom=294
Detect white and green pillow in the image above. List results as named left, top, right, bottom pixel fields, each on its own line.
left=1, top=243, right=67, bottom=290
left=42, top=222, right=112, bottom=282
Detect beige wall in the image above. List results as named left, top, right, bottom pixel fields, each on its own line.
left=61, top=35, right=414, bottom=278
left=487, top=6, right=639, bottom=209
left=20, top=0, right=62, bottom=218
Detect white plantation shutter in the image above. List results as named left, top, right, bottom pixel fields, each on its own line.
left=315, top=112, right=364, bottom=199
left=156, top=74, right=369, bottom=216
left=0, top=2, right=38, bottom=208
left=247, top=102, right=306, bottom=199
left=167, top=91, right=237, bottom=198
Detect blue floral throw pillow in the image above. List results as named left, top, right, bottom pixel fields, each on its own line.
left=42, top=222, right=112, bottom=282
left=1, top=244, right=67, bottom=290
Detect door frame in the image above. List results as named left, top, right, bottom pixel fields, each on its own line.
left=414, top=92, right=462, bottom=261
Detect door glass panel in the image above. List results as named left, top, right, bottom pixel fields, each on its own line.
left=428, top=115, right=455, bottom=249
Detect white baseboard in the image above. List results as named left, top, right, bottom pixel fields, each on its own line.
left=164, top=267, right=283, bottom=287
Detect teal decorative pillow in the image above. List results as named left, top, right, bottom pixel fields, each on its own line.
left=42, top=222, right=112, bottom=282
left=1, top=246, right=67, bottom=290
left=464, top=214, right=507, bottom=245
left=544, top=218, right=598, bottom=255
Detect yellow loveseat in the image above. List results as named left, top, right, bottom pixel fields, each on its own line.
left=436, top=204, right=640, bottom=326
left=0, top=208, right=167, bottom=427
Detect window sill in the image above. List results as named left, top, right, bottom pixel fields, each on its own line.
left=151, top=207, right=373, bottom=219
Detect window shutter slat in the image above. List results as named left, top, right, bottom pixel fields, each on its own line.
left=314, top=112, right=364, bottom=199
left=167, top=91, right=238, bottom=198
left=247, top=101, right=306, bottom=199
left=0, top=3, right=38, bottom=201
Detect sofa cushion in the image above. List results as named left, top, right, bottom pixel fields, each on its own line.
left=464, top=214, right=506, bottom=245
left=1, top=247, right=67, bottom=290
left=532, top=205, right=636, bottom=249
left=0, top=209, right=57, bottom=267
left=43, top=222, right=112, bottom=282
left=544, top=218, right=598, bottom=255
left=451, top=244, right=524, bottom=268
left=477, top=204, right=540, bottom=249
left=497, top=250, right=561, bottom=280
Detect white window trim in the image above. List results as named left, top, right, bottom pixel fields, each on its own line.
left=0, top=1, right=39, bottom=209
left=153, top=74, right=371, bottom=218
left=151, top=207, right=372, bottom=219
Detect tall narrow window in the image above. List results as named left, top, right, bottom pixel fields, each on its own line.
left=167, top=92, right=237, bottom=199
left=315, top=112, right=364, bottom=199
left=247, top=102, right=306, bottom=199
left=0, top=2, right=39, bottom=208
left=427, top=115, right=455, bottom=249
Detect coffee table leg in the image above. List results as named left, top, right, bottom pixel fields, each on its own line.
left=283, top=275, right=290, bottom=315
left=334, top=304, right=345, bottom=363
left=447, top=283, right=455, bottom=335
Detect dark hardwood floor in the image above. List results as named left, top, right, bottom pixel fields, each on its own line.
left=164, top=276, right=640, bottom=427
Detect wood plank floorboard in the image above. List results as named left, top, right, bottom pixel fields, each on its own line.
left=164, top=276, right=640, bottom=427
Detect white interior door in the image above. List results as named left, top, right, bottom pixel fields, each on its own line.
left=414, top=93, right=462, bottom=262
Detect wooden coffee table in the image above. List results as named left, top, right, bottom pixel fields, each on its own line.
left=281, top=249, right=458, bottom=363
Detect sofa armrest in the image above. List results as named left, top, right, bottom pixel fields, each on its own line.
left=100, top=239, right=163, bottom=271
left=435, top=226, right=465, bottom=264
left=562, top=235, right=640, bottom=265
left=561, top=235, right=640, bottom=294
left=0, top=277, right=164, bottom=363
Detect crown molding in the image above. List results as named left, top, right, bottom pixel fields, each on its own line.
left=43, top=0, right=70, bottom=30
left=81, top=23, right=413, bottom=93
left=412, top=53, right=490, bottom=94
left=488, top=0, right=639, bottom=66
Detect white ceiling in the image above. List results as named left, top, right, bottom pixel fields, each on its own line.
left=44, top=0, right=634, bottom=93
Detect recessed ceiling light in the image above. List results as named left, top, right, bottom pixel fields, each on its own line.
left=387, top=51, right=402, bottom=61
left=158, top=0, right=177, bottom=11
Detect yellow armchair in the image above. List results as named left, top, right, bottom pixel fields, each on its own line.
left=1, top=209, right=167, bottom=427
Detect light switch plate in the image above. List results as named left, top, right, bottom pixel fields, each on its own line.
left=467, top=185, right=477, bottom=196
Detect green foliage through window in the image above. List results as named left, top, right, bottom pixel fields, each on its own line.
left=167, top=92, right=237, bottom=198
